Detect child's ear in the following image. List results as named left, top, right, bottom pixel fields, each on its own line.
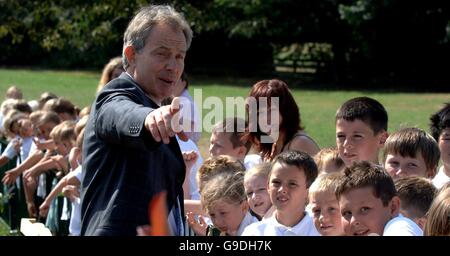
left=379, top=131, right=389, bottom=147
left=390, top=196, right=401, bottom=217
left=241, top=200, right=249, bottom=212
left=416, top=217, right=427, bottom=231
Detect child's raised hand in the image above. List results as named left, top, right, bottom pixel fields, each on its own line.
left=182, top=150, right=198, bottom=173
left=186, top=211, right=207, bottom=236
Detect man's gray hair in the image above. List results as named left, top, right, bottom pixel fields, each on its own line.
left=122, top=5, right=193, bottom=69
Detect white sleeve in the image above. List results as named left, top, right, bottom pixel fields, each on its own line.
left=241, top=222, right=260, bottom=236
left=383, top=216, right=423, bottom=236
left=1, top=140, right=17, bottom=159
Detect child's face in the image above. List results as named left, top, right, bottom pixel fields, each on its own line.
left=55, top=139, right=73, bottom=156
left=244, top=175, right=271, bottom=218
left=439, top=128, right=450, bottom=170
left=336, top=119, right=385, bottom=166
left=310, top=191, right=344, bottom=236
left=339, top=187, right=397, bottom=236
left=38, top=122, right=57, bottom=139
left=268, top=163, right=308, bottom=215
left=207, top=199, right=248, bottom=235
left=209, top=132, right=241, bottom=159
left=18, top=119, right=34, bottom=138
left=384, top=153, right=431, bottom=178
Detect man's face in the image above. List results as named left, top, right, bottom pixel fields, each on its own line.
left=384, top=153, right=431, bottom=179
left=439, top=128, right=450, bottom=171
left=130, top=22, right=187, bottom=104
left=336, top=119, right=385, bottom=166
left=339, top=187, right=395, bottom=236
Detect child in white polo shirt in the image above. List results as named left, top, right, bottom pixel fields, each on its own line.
left=242, top=151, right=320, bottom=236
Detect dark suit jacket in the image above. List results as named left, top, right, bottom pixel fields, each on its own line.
left=80, top=73, right=185, bottom=235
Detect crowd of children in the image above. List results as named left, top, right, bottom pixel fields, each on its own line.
left=1, top=75, right=449, bottom=236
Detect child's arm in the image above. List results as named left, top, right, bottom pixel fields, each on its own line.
left=0, top=155, right=11, bottom=168
left=2, top=150, right=44, bottom=185
left=39, top=171, right=80, bottom=217
left=184, top=199, right=205, bottom=215
left=23, top=177, right=37, bottom=218
left=182, top=150, right=198, bottom=199
left=0, top=138, right=21, bottom=168
left=23, top=155, right=68, bottom=180
left=33, top=138, right=55, bottom=151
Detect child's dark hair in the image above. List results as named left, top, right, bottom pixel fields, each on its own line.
left=272, top=150, right=318, bottom=188
left=336, top=97, right=388, bottom=134
left=212, top=117, right=251, bottom=154
left=335, top=161, right=396, bottom=206
left=394, top=176, right=437, bottom=220
left=430, top=102, right=450, bottom=141
left=383, top=127, right=440, bottom=176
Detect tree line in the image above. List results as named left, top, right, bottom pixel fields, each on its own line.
left=0, top=0, right=449, bottom=87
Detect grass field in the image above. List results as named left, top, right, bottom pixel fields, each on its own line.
left=1, top=68, right=449, bottom=157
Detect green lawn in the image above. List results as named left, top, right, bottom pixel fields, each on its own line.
left=1, top=68, right=449, bottom=157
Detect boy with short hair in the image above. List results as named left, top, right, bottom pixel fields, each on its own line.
left=308, top=173, right=344, bottom=236
left=394, top=176, right=437, bottom=230
left=383, top=127, right=440, bottom=179
left=429, top=102, right=450, bottom=189
left=335, top=97, right=389, bottom=167
left=209, top=117, right=261, bottom=169
left=242, top=151, right=320, bottom=236
left=335, top=161, right=422, bottom=236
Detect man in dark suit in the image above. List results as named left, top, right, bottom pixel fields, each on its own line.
left=80, top=5, right=193, bottom=236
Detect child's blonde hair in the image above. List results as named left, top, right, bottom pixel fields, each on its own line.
left=197, top=155, right=245, bottom=193
left=50, top=120, right=76, bottom=144
left=42, top=98, right=77, bottom=120
left=244, top=162, right=271, bottom=184
left=314, top=147, right=344, bottom=173
left=37, top=111, right=61, bottom=127
left=201, top=171, right=246, bottom=212
left=5, top=85, right=23, bottom=100
left=424, top=186, right=450, bottom=236
left=309, top=172, right=342, bottom=196
left=383, top=127, right=440, bottom=177
left=97, top=57, right=123, bottom=92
